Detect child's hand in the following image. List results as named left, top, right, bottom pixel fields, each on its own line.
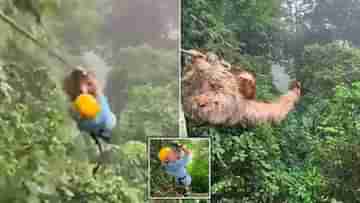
left=180, top=145, right=192, bottom=155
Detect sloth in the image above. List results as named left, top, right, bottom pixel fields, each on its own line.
left=182, top=50, right=301, bottom=127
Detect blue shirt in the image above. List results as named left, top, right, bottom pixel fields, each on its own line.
left=72, top=94, right=116, bottom=136
left=164, top=154, right=192, bottom=185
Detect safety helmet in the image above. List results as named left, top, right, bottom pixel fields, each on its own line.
left=158, top=147, right=172, bottom=161
left=73, top=94, right=101, bottom=119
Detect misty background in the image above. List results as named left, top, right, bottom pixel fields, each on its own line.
left=0, top=0, right=179, bottom=202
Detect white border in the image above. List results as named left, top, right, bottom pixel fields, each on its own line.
left=178, top=0, right=183, bottom=138
left=147, top=137, right=211, bottom=200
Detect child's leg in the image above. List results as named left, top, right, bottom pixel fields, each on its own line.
left=183, top=176, right=192, bottom=196
left=97, top=130, right=111, bottom=143
left=176, top=176, right=192, bottom=196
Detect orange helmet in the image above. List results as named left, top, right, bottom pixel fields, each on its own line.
left=158, top=147, right=172, bottom=161
left=73, top=94, right=101, bottom=119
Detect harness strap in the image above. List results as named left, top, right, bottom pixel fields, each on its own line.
left=177, top=176, right=187, bottom=185
left=90, top=133, right=103, bottom=176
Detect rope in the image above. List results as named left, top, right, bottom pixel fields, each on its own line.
left=0, top=11, right=74, bottom=69
left=90, top=133, right=103, bottom=176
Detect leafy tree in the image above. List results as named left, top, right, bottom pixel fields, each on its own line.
left=182, top=0, right=281, bottom=56
left=295, top=43, right=360, bottom=98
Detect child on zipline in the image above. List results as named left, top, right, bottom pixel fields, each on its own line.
left=63, top=67, right=116, bottom=143
left=159, top=144, right=192, bottom=196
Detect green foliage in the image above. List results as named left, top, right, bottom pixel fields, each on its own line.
left=182, top=0, right=235, bottom=51
left=182, top=0, right=281, bottom=55
left=112, top=84, right=178, bottom=143
left=0, top=63, right=136, bottom=202
left=308, top=82, right=360, bottom=202
left=187, top=140, right=210, bottom=193
left=197, top=84, right=360, bottom=202
left=210, top=126, right=284, bottom=202
left=296, top=43, right=360, bottom=98
left=106, top=46, right=179, bottom=142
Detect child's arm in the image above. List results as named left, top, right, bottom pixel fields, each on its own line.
left=175, top=145, right=192, bottom=166
left=183, top=145, right=192, bottom=164
left=180, top=144, right=192, bottom=156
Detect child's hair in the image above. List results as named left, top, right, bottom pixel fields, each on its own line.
left=63, top=66, right=99, bottom=101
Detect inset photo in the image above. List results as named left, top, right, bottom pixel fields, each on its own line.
left=148, top=137, right=210, bottom=199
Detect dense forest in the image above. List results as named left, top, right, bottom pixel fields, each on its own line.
left=183, top=0, right=360, bottom=202
left=0, top=0, right=178, bottom=202
left=2, top=0, right=360, bottom=202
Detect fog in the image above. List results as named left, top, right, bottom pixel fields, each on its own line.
left=271, top=63, right=291, bottom=93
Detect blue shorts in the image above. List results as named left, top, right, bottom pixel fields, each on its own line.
left=176, top=175, right=191, bottom=186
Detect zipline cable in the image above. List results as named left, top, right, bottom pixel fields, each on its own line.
left=0, top=11, right=74, bottom=69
